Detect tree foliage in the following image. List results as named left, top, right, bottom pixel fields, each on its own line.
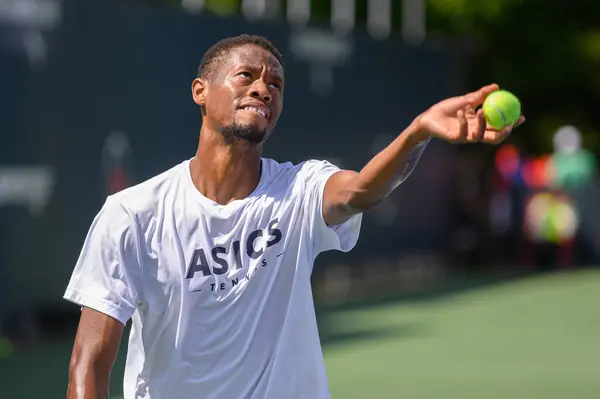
left=427, top=0, right=600, bottom=154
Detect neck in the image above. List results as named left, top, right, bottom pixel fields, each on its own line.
left=190, top=126, right=262, bottom=205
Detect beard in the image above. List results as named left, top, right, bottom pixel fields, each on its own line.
left=219, top=121, right=268, bottom=145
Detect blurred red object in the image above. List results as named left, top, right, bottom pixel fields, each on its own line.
left=523, top=155, right=552, bottom=190
left=495, top=144, right=520, bottom=181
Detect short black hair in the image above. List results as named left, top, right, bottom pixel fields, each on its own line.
left=197, top=34, right=284, bottom=80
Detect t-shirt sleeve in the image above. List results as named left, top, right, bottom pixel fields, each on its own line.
left=63, top=196, right=143, bottom=326
left=301, top=160, right=363, bottom=255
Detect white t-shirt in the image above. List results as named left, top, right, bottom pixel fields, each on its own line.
left=64, top=158, right=362, bottom=399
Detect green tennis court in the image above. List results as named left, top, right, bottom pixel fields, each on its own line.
left=1, top=269, right=598, bottom=398
left=322, top=269, right=600, bottom=399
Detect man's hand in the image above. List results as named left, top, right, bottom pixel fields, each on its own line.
left=414, top=84, right=525, bottom=145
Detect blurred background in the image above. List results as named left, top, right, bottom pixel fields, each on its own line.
left=1, top=0, right=599, bottom=398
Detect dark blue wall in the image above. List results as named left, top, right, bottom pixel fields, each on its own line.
left=0, top=0, right=463, bottom=309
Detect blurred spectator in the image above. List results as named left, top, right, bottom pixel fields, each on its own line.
left=549, top=126, right=599, bottom=264
left=488, top=144, right=527, bottom=268
left=521, top=189, right=579, bottom=268
left=548, top=126, right=597, bottom=198
left=102, top=132, right=134, bottom=195
left=518, top=126, right=598, bottom=269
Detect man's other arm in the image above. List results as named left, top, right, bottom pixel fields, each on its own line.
left=67, top=307, right=125, bottom=399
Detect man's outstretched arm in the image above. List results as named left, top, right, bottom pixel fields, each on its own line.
left=67, top=307, right=125, bottom=399
left=323, top=84, right=525, bottom=226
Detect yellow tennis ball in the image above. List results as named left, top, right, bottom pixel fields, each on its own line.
left=483, top=90, right=521, bottom=130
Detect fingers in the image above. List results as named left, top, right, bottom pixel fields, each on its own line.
left=456, top=109, right=468, bottom=142
left=514, top=115, right=526, bottom=127
left=461, top=83, right=500, bottom=107
left=482, top=125, right=513, bottom=144
left=441, top=105, right=524, bottom=145
left=471, top=109, right=486, bottom=142
left=465, top=105, right=476, bottom=118
left=481, top=115, right=525, bottom=144
left=457, top=107, right=485, bottom=143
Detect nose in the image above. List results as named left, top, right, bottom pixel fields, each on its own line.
left=249, top=80, right=271, bottom=103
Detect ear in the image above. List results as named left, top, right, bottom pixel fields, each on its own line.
left=192, top=78, right=207, bottom=107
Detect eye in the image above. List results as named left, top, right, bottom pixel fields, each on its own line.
left=238, top=71, right=251, bottom=78
left=270, top=82, right=282, bottom=90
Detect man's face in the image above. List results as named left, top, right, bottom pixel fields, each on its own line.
left=194, top=44, right=284, bottom=145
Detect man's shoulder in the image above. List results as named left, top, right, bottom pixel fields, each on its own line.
left=261, top=158, right=342, bottom=197
left=263, top=158, right=338, bottom=178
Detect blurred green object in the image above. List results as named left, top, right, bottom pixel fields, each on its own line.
left=0, top=338, right=13, bottom=359
left=205, top=0, right=238, bottom=16
left=1, top=269, right=599, bottom=399
left=551, top=150, right=597, bottom=192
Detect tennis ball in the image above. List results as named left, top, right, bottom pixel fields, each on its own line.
left=483, top=90, right=521, bottom=130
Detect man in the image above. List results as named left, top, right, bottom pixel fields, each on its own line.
left=64, top=34, right=523, bottom=399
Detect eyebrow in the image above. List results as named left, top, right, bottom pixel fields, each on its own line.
left=271, top=72, right=284, bottom=82
left=236, top=63, right=284, bottom=81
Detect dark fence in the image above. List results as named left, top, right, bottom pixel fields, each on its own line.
left=0, top=0, right=464, bottom=314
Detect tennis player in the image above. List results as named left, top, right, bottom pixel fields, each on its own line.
left=64, top=34, right=523, bottom=399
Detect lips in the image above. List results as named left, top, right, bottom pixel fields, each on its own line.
left=239, top=103, right=270, bottom=120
